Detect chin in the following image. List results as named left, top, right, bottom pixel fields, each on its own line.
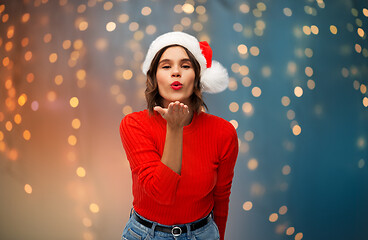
left=165, top=95, right=186, bottom=102
left=163, top=96, right=190, bottom=105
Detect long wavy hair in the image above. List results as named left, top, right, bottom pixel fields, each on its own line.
left=145, top=44, right=208, bottom=115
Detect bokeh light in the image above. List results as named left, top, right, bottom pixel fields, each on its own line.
left=89, top=203, right=100, bottom=213
left=292, top=125, right=302, bottom=136
left=269, top=213, right=278, bottom=222
left=24, top=184, right=32, bottom=194
left=70, top=97, right=79, bottom=108
left=248, top=158, right=258, bottom=170
left=182, top=3, right=195, bottom=14
left=294, top=87, right=303, bottom=97
left=23, top=130, right=31, bottom=141
left=106, top=22, right=116, bottom=32
left=286, top=227, right=295, bottom=235
left=68, top=135, right=77, bottom=146
left=76, top=166, right=86, bottom=177
left=242, top=201, right=253, bottom=211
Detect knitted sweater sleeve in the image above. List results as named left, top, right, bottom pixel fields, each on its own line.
left=119, top=114, right=181, bottom=205
left=213, top=123, right=239, bottom=240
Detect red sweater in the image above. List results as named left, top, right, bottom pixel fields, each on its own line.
left=119, top=109, right=238, bottom=240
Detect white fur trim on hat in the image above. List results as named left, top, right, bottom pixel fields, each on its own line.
left=142, top=31, right=229, bottom=93
left=142, top=32, right=207, bottom=75
left=201, top=61, right=229, bottom=93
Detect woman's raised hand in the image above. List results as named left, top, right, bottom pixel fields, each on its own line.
left=154, top=101, right=191, bottom=129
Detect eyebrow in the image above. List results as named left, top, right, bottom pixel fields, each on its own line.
left=159, top=58, right=191, bottom=64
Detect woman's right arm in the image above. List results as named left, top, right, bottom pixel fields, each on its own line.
left=119, top=101, right=190, bottom=205
left=154, top=101, right=192, bottom=175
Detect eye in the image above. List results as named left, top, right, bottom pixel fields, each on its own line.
left=162, top=66, right=170, bottom=69
left=182, top=65, right=191, bottom=69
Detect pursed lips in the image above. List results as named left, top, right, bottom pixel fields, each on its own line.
left=170, top=81, right=183, bottom=90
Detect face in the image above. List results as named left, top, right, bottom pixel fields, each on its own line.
left=156, top=46, right=195, bottom=108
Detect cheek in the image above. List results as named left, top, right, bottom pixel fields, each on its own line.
left=188, top=72, right=196, bottom=89
left=156, top=72, right=166, bottom=90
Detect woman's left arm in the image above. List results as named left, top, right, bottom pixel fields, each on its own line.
left=213, top=123, right=239, bottom=240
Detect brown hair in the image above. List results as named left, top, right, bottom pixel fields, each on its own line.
left=145, top=44, right=208, bottom=115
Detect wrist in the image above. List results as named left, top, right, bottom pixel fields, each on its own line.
left=166, top=123, right=184, bottom=132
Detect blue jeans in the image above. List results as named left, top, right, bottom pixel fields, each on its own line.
left=121, top=208, right=220, bottom=240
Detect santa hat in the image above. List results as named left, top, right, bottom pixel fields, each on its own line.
left=142, top=31, right=229, bottom=93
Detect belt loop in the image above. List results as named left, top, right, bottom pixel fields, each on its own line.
left=129, top=207, right=133, bottom=218
left=149, top=222, right=157, bottom=238
left=186, top=223, right=192, bottom=238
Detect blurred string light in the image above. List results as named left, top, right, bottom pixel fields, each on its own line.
left=343, top=5, right=368, bottom=109
left=229, top=0, right=343, bottom=238
left=347, top=6, right=368, bottom=134
left=0, top=1, right=103, bottom=239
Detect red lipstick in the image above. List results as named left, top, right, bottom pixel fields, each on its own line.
left=171, top=81, right=183, bottom=90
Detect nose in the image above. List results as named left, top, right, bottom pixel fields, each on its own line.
left=171, top=65, right=181, bottom=78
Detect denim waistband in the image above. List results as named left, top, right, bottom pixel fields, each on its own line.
left=129, top=208, right=214, bottom=238
left=130, top=208, right=213, bottom=227
left=122, top=208, right=219, bottom=240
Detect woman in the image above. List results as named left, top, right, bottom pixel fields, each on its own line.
left=120, top=32, right=238, bottom=240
